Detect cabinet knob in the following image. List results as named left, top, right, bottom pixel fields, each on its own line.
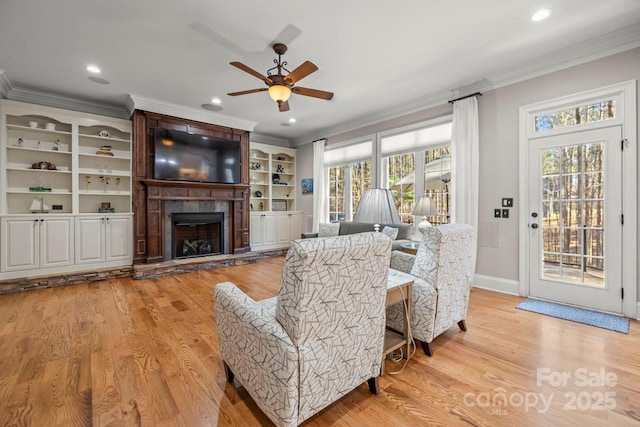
left=34, top=219, right=39, bottom=223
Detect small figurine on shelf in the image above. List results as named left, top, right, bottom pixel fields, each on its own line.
left=16, top=138, right=23, bottom=147
left=36, top=141, right=41, bottom=149
left=115, top=177, right=121, bottom=192
left=259, top=202, right=264, bottom=210
left=84, top=175, right=92, bottom=191
left=52, top=139, right=60, bottom=151
left=276, top=164, right=285, bottom=173
left=99, top=176, right=106, bottom=192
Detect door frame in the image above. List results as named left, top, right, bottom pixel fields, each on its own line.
left=518, top=80, right=637, bottom=318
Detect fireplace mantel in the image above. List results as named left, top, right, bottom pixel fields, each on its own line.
left=132, top=110, right=251, bottom=264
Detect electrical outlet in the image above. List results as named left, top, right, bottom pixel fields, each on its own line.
left=502, top=209, right=509, bottom=218
left=502, top=198, right=514, bottom=207
left=494, top=209, right=502, bottom=218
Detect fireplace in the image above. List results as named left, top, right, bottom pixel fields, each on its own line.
left=171, top=212, right=224, bottom=259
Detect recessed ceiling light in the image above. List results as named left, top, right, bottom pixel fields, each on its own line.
left=211, top=97, right=222, bottom=104
left=86, top=65, right=101, bottom=74
left=201, top=103, right=223, bottom=112
left=288, top=118, right=296, bottom=123
left=531, top=9, right=551, bottom=22
left=88, top=76, right=110, bottom=85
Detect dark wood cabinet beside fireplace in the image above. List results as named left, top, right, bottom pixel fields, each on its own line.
left=132, top=110, right=251, bottom=265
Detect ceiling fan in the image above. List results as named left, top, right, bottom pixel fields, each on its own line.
left=228, top=43, right=334, bottom=112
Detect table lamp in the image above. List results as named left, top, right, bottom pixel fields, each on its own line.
left=353, top=188, right=402, bottom=232
left=413, top=195, right=438, bottom=233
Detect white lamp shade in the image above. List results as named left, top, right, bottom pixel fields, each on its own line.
left=353, top=188, right=402, bottom=225
left=413, top=195, right=438, bottom=217
left=268, top=85, right=291, bottom=102
left=413, top=195, right=438, bottom=232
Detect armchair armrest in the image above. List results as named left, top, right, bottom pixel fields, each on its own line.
left=390, top=250, right=416, bottom=274
left=214, top=282, right=299, bottom=425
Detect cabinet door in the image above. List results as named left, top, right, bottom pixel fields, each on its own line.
left=40, top=217, right=74, bottom=268
left=1, top=217, right=38, bottom=272
left=289, top=212, right=302, bottom=241
left=75, top=217, right=105, bottom=264
left=250, top=213, right=263, bottom=246
left=105, top=216, right=132, bottom=261
left=263, top=213, right=277, bottom=246
left=276, top=214, right=291, bottom=244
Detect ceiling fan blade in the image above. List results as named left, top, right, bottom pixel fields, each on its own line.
left=291, top=86, right=334, bottom=100
left=228, top=88, right=268, bottom=96
left=283, top=61, right=318, bottom=85
left=230, top=62, right=272, bottom=84
left=278, top=100, right=290, bottom=112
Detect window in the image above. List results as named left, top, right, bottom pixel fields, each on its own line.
left=424, top=146, right=451, bottom=225
left=381, top=121, right=452, bottom=227
left=387, top=153, right=415, bottom=224
left=328, top=165, right=345, bottom=221
left=325, top=139, right=373, bottom=222
left=535, top=100, right=615, bottom=133
left=351, top=161, right=372, bottom=216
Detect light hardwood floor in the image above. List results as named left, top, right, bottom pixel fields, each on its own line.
left=0, top=257, right=638, bottom=426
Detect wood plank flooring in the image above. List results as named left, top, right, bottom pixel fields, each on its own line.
left=0, top=257, right=638, bottom=426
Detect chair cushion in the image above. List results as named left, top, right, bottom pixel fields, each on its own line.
left=318, top=222, right=340, bottom=237
left=381, top=226, right=398, bottom=240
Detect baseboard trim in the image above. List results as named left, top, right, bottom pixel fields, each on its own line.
left=637, top=302, right=640, bottom=321
left=473, top=274, right=520, bottom=296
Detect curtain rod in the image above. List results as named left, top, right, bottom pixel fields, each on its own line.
left=448, top=92, right=482, bottom=104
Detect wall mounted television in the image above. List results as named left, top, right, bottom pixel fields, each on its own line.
left=153, top=128, right=241, bottom=184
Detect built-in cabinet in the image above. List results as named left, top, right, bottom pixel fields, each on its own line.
left=250, top=211, right=302, bottom=249
left=249, top=142, right=301, bottom=250
left=75, top=215, right=132, bottom=264
left=0, top=100, right=133, bottom=280
left=1, top=216, right=74, bottom=272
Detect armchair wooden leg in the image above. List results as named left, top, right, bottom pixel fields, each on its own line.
left=367, top=377, right=380, bottom=395
left=223, top=361, right=235, bottom=383
left=421, top=341, right=433, bottom=357
left=458, top=320, right=467, bottom=332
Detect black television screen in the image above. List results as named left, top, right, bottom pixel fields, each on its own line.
left=154, top=128, right=241, bottom=184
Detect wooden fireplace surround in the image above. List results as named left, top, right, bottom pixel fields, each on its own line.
left=132, top=110, right=251, bottom=264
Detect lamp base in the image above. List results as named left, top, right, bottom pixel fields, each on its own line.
left=417, top=217, right=432, bottom=234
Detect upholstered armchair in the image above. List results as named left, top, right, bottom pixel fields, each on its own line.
left=214, top=232, right=392, bottom=427
left=386, top=223, right=474, bottom=356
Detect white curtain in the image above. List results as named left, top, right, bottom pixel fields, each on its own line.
left=312, top=139, right=328, bottom=232
left=451, top=96, right=479, bottom=274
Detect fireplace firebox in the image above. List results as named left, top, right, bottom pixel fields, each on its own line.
left=171, top=212, right=224, bottom=259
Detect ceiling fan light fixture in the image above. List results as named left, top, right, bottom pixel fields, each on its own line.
left=268, top=85, right=291, bottom=103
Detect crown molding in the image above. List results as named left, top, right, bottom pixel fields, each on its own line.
left=127, top=94, right=256, bottom=132
left=250, top=132, right=291, bottom=147
left=0, top=69, right=13, bottom=99
left=6, top=87, right=129, bottom=119
left=485, top=23, right=640, bottom=91
left=292, top=24, right=640, bottom=146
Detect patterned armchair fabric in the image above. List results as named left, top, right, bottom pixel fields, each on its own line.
left=387, top=223, right=475, bottom=355
left=214, top=232, right=392, bottom=427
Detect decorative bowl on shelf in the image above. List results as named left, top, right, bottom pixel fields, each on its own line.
left=45, top=123, right=56, bottom=131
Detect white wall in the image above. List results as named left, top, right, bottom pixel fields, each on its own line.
left=296, top=47, right=640, bottom=301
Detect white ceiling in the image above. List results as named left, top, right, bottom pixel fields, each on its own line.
left=1, top=0, right=639, bottom=145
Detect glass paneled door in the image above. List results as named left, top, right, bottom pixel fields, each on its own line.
left=528, top=126, right=623, bottom=313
